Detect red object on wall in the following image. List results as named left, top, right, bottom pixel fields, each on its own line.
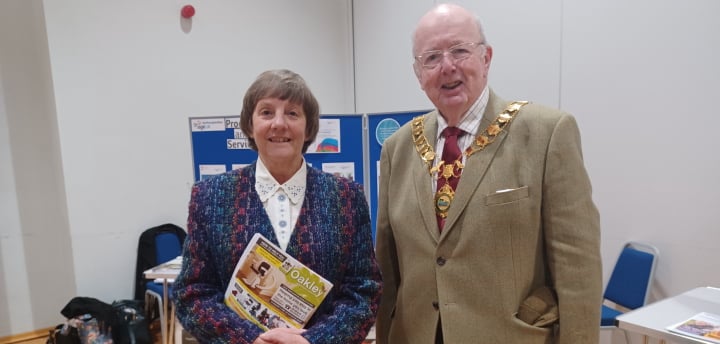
left=181, top=5, right=195, bottom=19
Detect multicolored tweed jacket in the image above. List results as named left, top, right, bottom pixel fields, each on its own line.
left=172, top=163, right=382, bottom=344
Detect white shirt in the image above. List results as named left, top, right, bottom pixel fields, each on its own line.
left=255, top=159, right=306, bottom=251
left=433, top=85, right=490, bottom=190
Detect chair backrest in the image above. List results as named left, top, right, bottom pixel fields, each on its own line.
left=603, top=241, right=659, bottom=310
left=134, top=223, right=187, bottom=300
left=155, top=232, right=183, bottom=265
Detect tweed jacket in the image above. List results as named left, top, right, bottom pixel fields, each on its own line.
left=173, top=163, right=382, bottom=344
left=375, top=90, right=602, bottom=344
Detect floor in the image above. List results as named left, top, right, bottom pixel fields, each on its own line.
left=27, top=320, right=377, bottom=344
left=21, top=319, right=163, bottom=344
left=14, top=338, right=45, bottom=344
left=19, top=326, right=635, bottom=344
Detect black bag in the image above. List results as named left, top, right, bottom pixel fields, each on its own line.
left=53, top=297, right=151, bottom=344
left=46, top=323, right=80, bottom=344
left=61, top=296, right=114, bottom=344
left=111, top=299, right=151, bottom=344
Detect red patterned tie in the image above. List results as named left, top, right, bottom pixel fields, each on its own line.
left=436, top=127, right=465, bottom=231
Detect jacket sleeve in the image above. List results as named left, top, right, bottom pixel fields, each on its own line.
left=172, top=181, right=264, bottom=344
left=374, top=141, right=399, bottom=344
left=542, top=114, right=602, bottom=343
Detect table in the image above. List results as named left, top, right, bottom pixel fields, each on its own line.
left=616, top=286, right=720, bottom=343
left=144, top=256, right=182, bottom=344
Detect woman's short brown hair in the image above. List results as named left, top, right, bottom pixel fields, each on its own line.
left=239, top=69, right=320, bottom=153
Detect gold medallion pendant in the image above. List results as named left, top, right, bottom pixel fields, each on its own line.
left=435, top=183, right=455, bottom=218
left=412, top=101, right=529, bottom=219
left=441, top=163, right=456, bottom=180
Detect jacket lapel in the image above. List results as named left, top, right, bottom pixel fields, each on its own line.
left=286, top=165, right=317, bottom=256
left=413, top=113, right=442, bottom=241
left=441, top=92, right=511, bottom=236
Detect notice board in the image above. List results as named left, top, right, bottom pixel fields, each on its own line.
left=189, top=110, right=428, bottom=240
left=189, top=114, right=364, bottom=184
left=367, top=110, right=429, bottom=236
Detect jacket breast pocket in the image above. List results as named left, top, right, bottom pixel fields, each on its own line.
left=485, top=185, right=529, bottom=205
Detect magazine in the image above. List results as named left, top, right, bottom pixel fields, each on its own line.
left=224, top=233, right=333, bottom=331
left=667, top=312, right=720, bottom=343
left=144, top=256, right=182, bottom=281
left=150, top=256, right=182, bottom=272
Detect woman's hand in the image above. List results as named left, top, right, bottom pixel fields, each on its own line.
left=253, top=327, right=309, bottom=344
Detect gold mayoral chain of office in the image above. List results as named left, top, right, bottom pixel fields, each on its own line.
left=411, top=101, right=529, bottom=219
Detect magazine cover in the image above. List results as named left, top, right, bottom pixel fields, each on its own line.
left=224, top=233, right=333, bottom=331
left=667, top=312, right=720, bottom=343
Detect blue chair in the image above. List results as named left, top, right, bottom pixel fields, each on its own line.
left=601, top=241, right=659, bottom=341
left=143, top=229, right=184, bottom=344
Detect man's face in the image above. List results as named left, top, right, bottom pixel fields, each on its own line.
left=413, top=8, right=492, bottom=119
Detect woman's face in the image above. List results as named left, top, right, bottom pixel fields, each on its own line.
left=251, top=97, right=308, bottom=171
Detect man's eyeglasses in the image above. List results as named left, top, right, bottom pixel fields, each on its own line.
left=415, top=42, right=486, bottom=69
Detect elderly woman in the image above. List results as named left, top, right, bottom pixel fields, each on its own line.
left=173, top=69, right=382, bottom=344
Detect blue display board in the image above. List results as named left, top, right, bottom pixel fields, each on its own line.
left=304, top=114, right=364, bottom=186
left=189, top=116, right=257, bottom=180
left=189, top=114, right=364, bottom=186
left=367, top=110, right=429, bottom=238
left=189, top=110, right=428, bottom=242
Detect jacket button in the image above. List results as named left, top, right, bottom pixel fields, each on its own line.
left=432, top=301, right=439, bottom=310
left=436, top=257, right=446, bottom=266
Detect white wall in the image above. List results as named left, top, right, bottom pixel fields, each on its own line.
left=1, top=0, right=719, bottom=339
left=42, top=0, right=354, bottom=303
left=0, top=59, right=30, bottom=338
left=1, top=0, right=354, bottom=335
left=0, top=0, right=76, bottom=334
left=356, top=1, right=720, bottom=342
left=561, top=0, right=720, bottom=301
left=354, top=0, right=565, bottom=113
left=562, top=2, right=720, bottom=341
left=355, top=0, right=720, bottom=300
